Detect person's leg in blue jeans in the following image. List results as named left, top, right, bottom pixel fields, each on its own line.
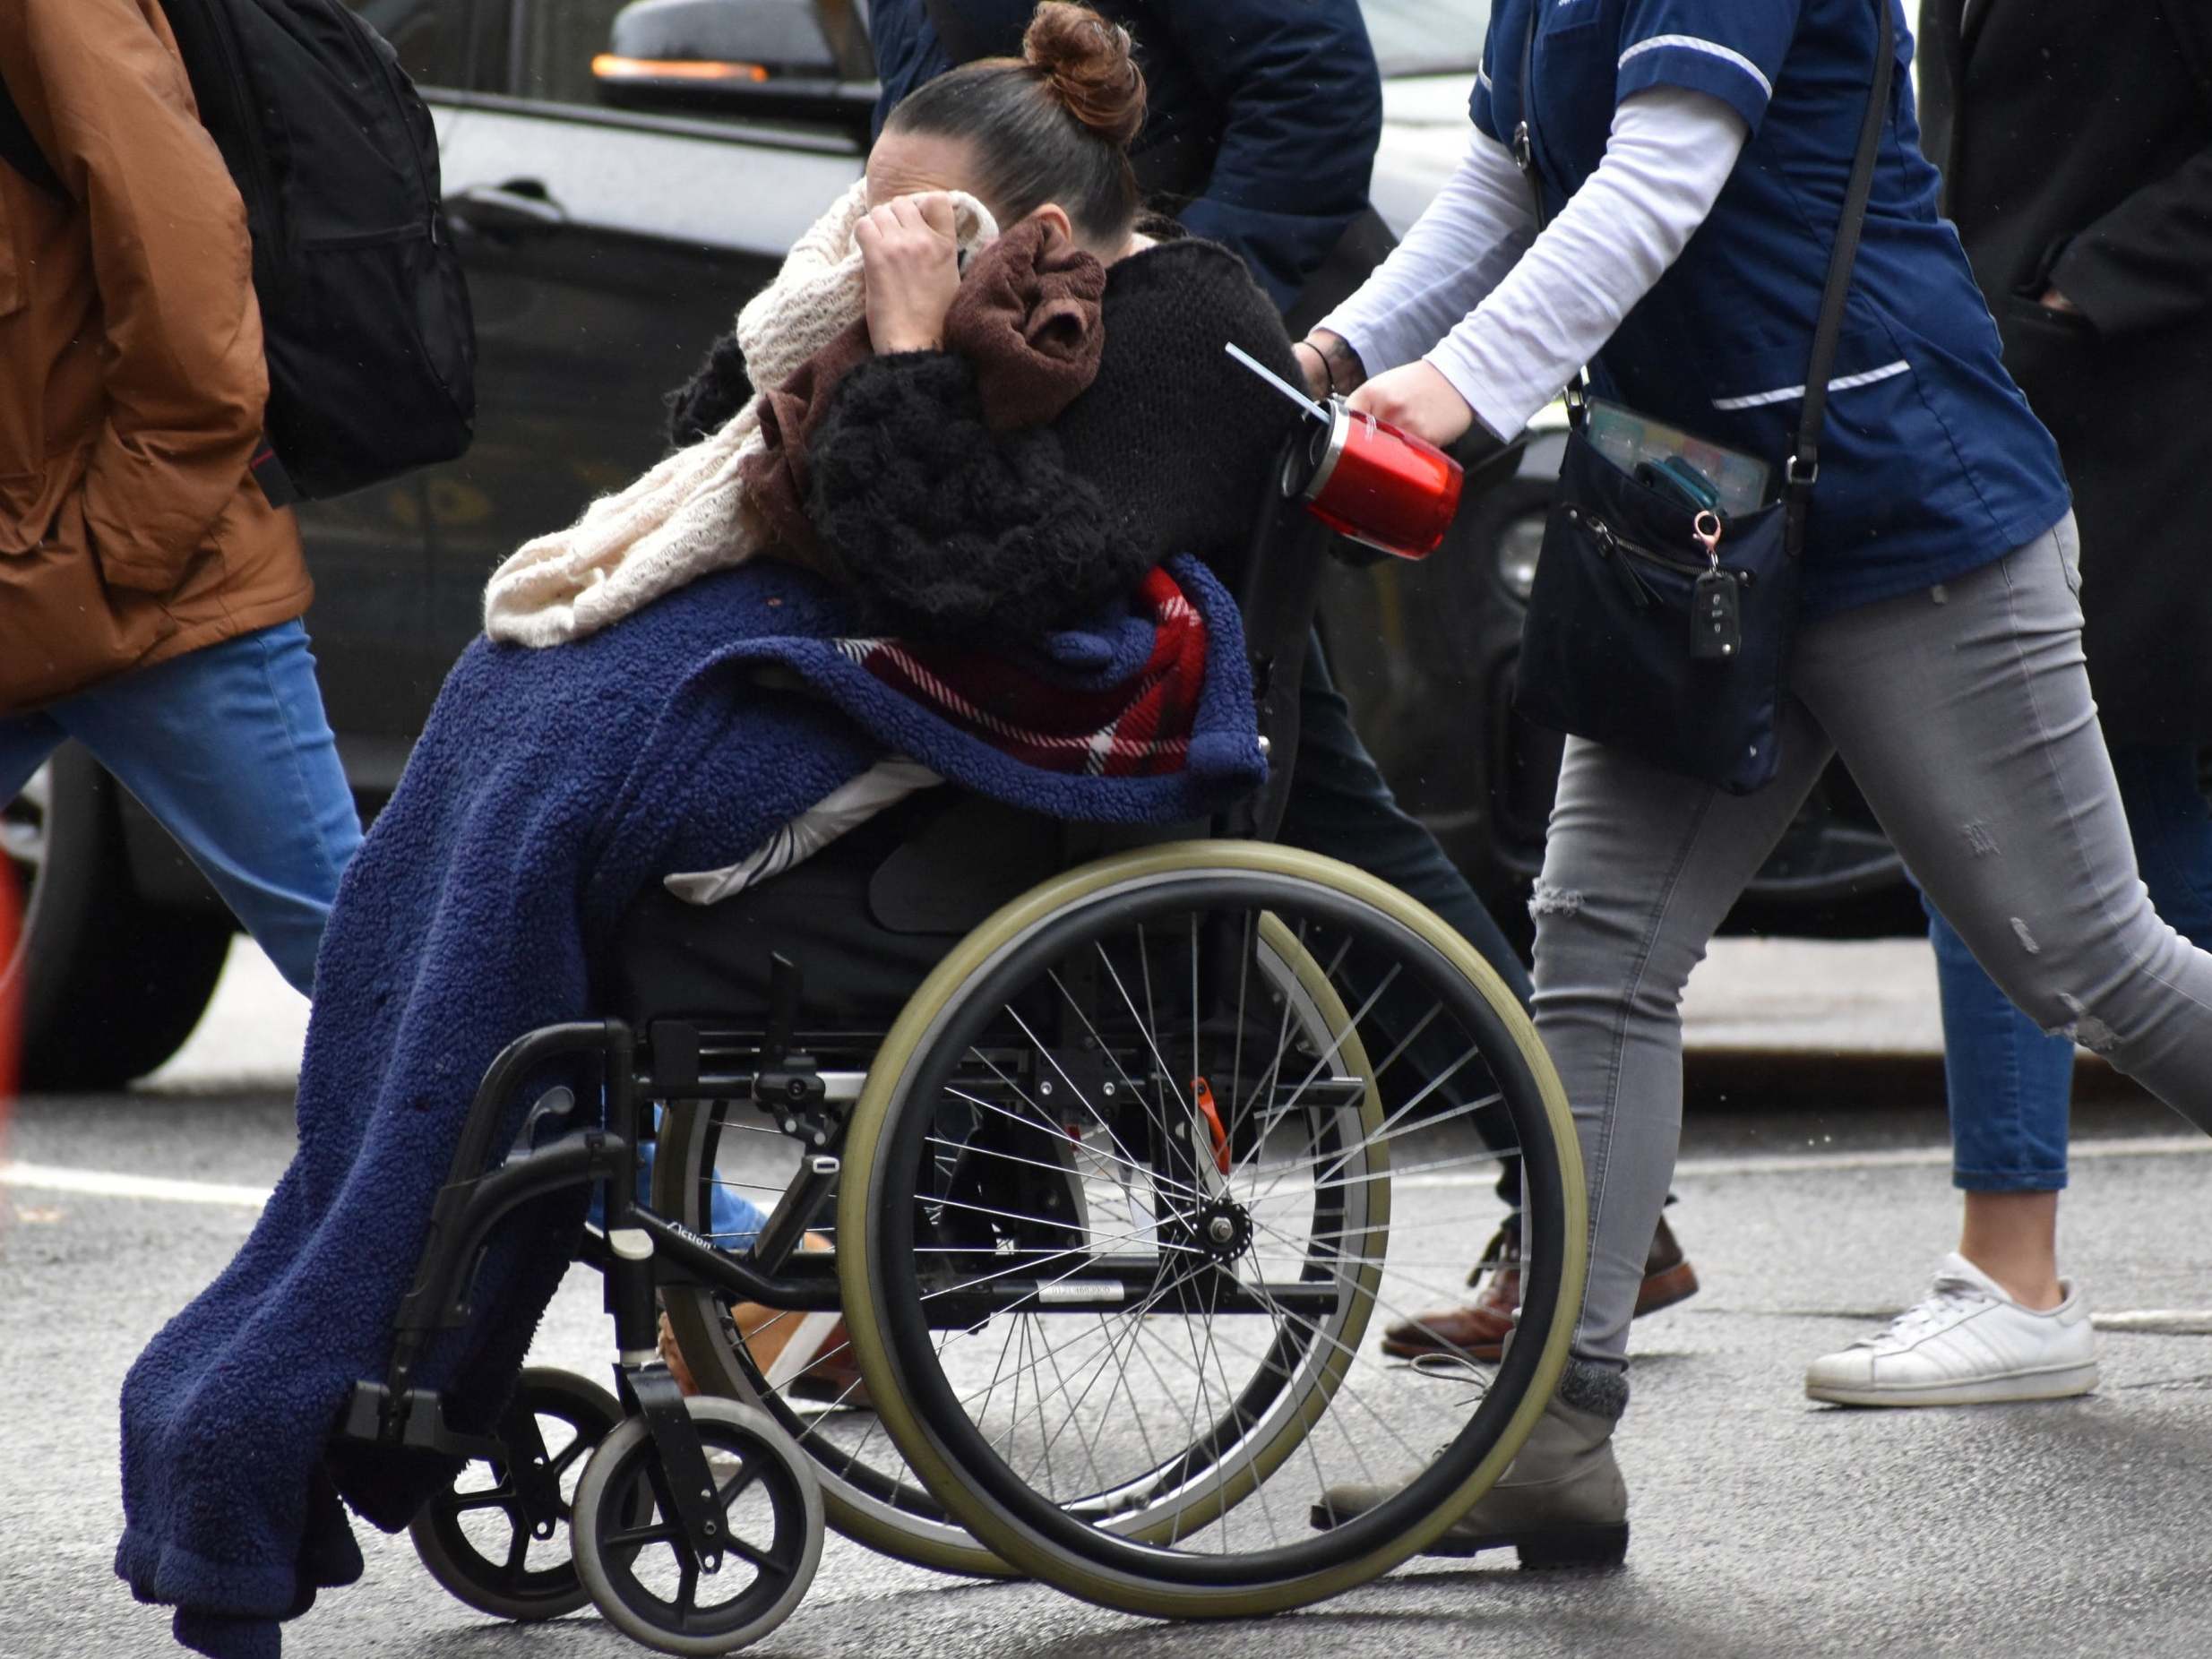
left=1931, top=740, right=2212, bottom=1297
left=624, top=1115, right=770, bottom=1244
left=0, top=713, right=70, bottom=806
left=1808, top=739, right=2212, bottom=1402
left=1923, top=887, right=2076, bottom=1297
left=1, top=621, right=362, bottom=993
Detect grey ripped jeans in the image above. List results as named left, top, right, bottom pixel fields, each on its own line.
left=1532, top=514, right=2212, bottom=1367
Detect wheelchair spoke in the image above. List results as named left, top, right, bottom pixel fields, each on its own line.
left=1364, top=997, right=1442, bottom=1088
left=719, top=1530, right=790, bottom=1577
left=982, top=1027, right=1163, bottom=1207
left=1248, top=1075, right=1502, bottom=1212
left=942, top=1066, right=1185, bottom=1212
left=1189, top=912, right=1202, bottom=1137
left=1097, top=938, right=1192, bottom=1120
left=1223, top=963, right=1399, bottom=1189
left=953, top=1055, right=1201, bottom=1208
left=753, top=861, right=1579, bottom=1604
left=921, top=1189, right=1202, bottom=1248
left=1243, top=1208, right=1511, bottom=1382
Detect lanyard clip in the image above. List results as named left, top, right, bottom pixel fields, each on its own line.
left=1692, top=510, right=1724, bottom=571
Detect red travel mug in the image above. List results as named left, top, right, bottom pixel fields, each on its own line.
left=1282, top=398, right=1466, bottom=561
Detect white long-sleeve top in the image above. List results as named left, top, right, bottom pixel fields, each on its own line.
left=1319, top=87, right=1751, bottom=439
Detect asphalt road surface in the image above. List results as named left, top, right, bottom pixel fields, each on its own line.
left=6, top=1062, right=2209, bottom=1659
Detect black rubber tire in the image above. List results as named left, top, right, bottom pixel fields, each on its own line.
left=572, top=1398, right=823, bottom=1656
left=3, top=746, right=231, bottom=1090
left=839, top=843, right=1588, bottom=1620
left=409, top=1368, right=625, bottom=1622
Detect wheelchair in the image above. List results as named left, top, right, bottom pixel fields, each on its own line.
left=338, top=454, right=1589, bottom=1653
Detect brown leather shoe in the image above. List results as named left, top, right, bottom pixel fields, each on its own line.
left=1381, top=1221, right=1521, bottom=1362
left=1381, top=1215, right=1700, bottom=1362
left=1635, top=1213, right=1700, bottom=1318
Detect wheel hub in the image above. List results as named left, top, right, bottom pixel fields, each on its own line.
left=1196, top=1199, right=1252, bottom=1262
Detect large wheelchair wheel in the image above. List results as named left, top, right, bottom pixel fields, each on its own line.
left=654, top=908, right=1390, bottom=1578
left=837, top=842, right=1587, bottom=1619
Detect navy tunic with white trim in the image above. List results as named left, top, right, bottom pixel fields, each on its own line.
left=1475, top=0, right=2070, bottom=615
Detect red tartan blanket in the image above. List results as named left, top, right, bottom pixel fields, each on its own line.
left=840, top=563, right=1209, bottom=778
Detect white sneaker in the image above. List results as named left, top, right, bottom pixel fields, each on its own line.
left=1804, top=1252, right=2098, bottom=1407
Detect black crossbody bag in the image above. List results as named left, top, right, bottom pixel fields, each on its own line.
left=1511, top=0, right=1894, bottom=794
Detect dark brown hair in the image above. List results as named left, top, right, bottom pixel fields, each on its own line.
left=882, top=3, right=1148, bottom=246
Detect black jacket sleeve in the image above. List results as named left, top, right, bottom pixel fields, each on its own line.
left=2041, top=5, right=2212, bottom=338
left=1153, top=0, right=1384, bottom=309
left=805, top=351, right=1147, bottom=641
left=2046, top=137, right=2212, bottom=340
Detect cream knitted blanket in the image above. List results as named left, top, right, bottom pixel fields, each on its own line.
left=481, top=181, right=1000, bottom=647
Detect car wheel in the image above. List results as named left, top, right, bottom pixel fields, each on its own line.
left=1, top=746, right=233, bottom=1091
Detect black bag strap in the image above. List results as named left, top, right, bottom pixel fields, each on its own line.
left=1514, top=0, right=1897, bottom=553
left=1789, top=0, right=1896, bottom=550
left=0, top=66, right=67, bottom=201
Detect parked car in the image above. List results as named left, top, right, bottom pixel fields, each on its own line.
left=0, top=0, right=1913, bottom=1089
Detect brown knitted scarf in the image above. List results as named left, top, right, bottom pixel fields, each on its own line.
left=737, top=217, right=1107, bottom=572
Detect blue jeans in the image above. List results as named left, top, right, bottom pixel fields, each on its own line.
left=0, top=620, right=362, bottom=994
left=1924, top=741, right=2212, bottom=1192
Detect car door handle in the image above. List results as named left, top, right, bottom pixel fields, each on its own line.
left=444, top=179, right=568, bottom=238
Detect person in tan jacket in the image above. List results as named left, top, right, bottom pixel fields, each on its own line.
left=0, top=0, right=358, bottom=993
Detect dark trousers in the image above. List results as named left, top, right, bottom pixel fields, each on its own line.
left=1278, top=635, right=1530, bottom=1207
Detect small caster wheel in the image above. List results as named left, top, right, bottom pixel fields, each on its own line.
left=572, top=1397, right=822, bottom=1655
left=409, top=1367, right=623, bottom=1621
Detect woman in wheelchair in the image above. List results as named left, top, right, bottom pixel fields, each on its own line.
left=641, top=0, right=1328, bottom=1382
left=657, top=19, right=1310, bottom=643
left=116, top=9, right=1592, bottom=1655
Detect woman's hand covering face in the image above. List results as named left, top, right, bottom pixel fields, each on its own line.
left=856, top=191, right=965, bottom=356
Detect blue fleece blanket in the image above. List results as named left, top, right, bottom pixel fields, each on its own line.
left=115, top=557, right=1261, bottom=1657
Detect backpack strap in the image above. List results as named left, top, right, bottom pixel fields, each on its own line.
left=0, top=66, right=67, bottom=200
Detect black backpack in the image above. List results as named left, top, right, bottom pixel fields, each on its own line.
left=0, top=0, right=476, bottom=503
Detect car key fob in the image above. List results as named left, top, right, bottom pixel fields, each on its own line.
left=1691, top=569, right=1741, bottom=660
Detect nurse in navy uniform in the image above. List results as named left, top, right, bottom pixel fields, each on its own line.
left=1300, top=0, right=2212, bottom=1564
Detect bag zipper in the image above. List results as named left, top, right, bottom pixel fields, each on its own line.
left=1562, top=505, right=1756, bottom=608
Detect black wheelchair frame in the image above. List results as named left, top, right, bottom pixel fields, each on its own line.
left=336, top=451, right=1344, bottom=1577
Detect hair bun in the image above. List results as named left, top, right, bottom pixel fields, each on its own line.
left=1022, top=3, right=1147, bottom=149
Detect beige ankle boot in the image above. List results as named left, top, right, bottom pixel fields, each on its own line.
left=1312, top=1367, right=1629, bottom=1568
